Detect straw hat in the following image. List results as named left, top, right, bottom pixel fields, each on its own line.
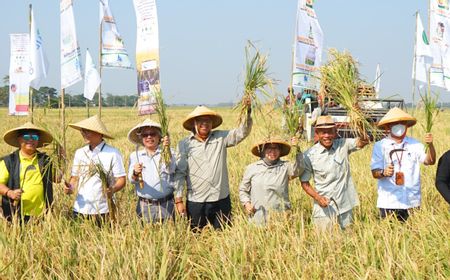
left=68, top=115, right=114, bottom=139
left=182, top=106, right=223, bottom=131
left=315, top=115, right=335, bottom=129
left=377, top=107, right=416, bottom=128
left=127, top=119, right=162, bottom=145
left=251, top=138, right=291, bottom=157
left=3, top=122, right=53, bottom=148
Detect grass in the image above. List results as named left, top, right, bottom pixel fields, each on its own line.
left=0, top=107, right=449, bottom=279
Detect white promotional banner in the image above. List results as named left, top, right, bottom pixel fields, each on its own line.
left=413, top=13, right=433, bottom=85
left=9, top=34, right=30, bottom=116
left=133, top=0, right=160, bottom=115
left=292, top=0, right=324, bottom=91
left=100, top=0, right=132, bottom=68
left=30, top=8, right=49, bottom=90
left=60, top=0, right=82, bottom=89
left=84, top=49, right=101, bottom=100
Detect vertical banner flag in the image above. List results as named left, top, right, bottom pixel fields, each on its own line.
left=84, top=49, right=101, bottom=100
left=374, top=63, right=381, bottom=95
left=100, top=0, right=132, bottom=68
left=30, top=8, right=49, bottom=90
left=292, top=0, right=324, bottom=91
left=414, top=13, right=433, bottom=84
left=429, top=0, right=450, bottom=89
left=60, top=0, right=82, bottom=89
left=133, top=0, right=160, bottom=115
left=9, top=34, right=31, bottom=116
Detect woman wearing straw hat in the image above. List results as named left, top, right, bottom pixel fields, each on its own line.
left=239, top=138, right=304, bottom=225
left=174, top=105, right=252, bottom=230
left=127, top=119, right=176, bottom=223
left=300, top=115, right=369, bottom=230
left=0, top=122, right=56, bottom=222
left=371, top=107, right=436, bottom=222
left=64, top=115, right=126, bottom=225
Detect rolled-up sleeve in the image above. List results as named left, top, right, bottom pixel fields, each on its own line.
left=238, top=166, right=253, bottom=205
left=225, top=115, right=252, bottom=147
left=436, top=151, right=450, bottom=204
left=174, top=140, right=188, bottom=198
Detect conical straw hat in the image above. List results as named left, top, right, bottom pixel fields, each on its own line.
left=3, top=122, right=53, bottom=148
left=127, top=119, right=162, bottom=145
left=182, top=105, right=223, bottom=131
left=69, top=115, right=114, bottom=139
left=251, top=138, right=291, bottom=158
left=377, top=107, right=416, bottom=128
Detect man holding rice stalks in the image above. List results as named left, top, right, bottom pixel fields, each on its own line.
left=127, top=119, right=176, bottom=223
left=174, top=105, right=252, bottom=230
left=371, top=108, right=436, bottom=222
left=300, top=115, right=369, bottom=230
left=64, top=115, right=126, bottom=225
left=0, top=123, right=58, bottom=222
left=239, top=138, right=304, bottom=225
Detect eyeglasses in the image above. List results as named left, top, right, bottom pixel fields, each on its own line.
left=141, top=132, right=159, bottom=138
left=21, top=134, right=40, bottom=141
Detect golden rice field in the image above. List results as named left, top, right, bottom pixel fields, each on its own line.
left=0, top=106, right=449, bottom=279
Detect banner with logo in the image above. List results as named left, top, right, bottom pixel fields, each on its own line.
left=30, top=8, right=49, bottom=90
left=100, top=0, right=132, bottom=68
left=9, top=33, right=30, bottom=116
left=292, top=0, right=324, bottom=91
left=60, top=0, right=82, bottom=89
left=133, top=0, right=160, bottom=115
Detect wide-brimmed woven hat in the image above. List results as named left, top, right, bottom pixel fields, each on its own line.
left=377, top=107, right=416, bottom=128
left=3, top=122, right=53, bottom=148
left=182, top=106, right=223, bottom=131
left=251, top=138, right=291, bottom=158
left=127, top=119, right=162, bottom=145
left=69, top=115, right=114, bottom=139
left=315, top=115, right=335, bottom=129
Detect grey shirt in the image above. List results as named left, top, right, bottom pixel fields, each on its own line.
left=239, top=153, right=304, bottom=224
left=174, top=116, right=252, bottom=202
left=300, top=138, right=360, bottom=217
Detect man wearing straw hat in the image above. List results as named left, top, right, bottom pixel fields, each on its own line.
left=64, top=115, right=126, bottom=224
left=0, top=122, right=56, bottom=222
left=239, top=137, right=304, bottom=225
left=300, top=115, right=369, bottom=230
left=127, top=119, right=176, bottom=223
left=371, top=107, right=436, bottom=221
left=174, top=105, right=252, bottom=230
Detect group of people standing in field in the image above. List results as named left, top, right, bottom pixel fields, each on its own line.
left=0, top=105, right=448, bottom=230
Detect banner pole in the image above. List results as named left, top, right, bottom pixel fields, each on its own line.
left=29, top=4, right=34, bottom=123
left=98, top=20, right=103, bottom=117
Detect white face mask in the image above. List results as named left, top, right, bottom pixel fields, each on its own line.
left=391, top=124, right=406, bottom=137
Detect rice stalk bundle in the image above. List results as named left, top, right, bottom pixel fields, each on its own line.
left=88, top=159, right=116, bottom=222
left=154, top=88, right=172, bottom=167
left=420, top=92, right=439, bottom=151
left=320, top=49, right=374, bottom=140
left=234, top=41, right=274, bottom=125
left=282, top=93, right=303, bottom=139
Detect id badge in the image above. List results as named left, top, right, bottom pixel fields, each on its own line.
left=395, top=171, right=404, bottom=186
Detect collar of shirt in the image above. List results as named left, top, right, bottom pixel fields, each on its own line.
left=316, top=140, right=338, bottom=154
left=138, top=147, right=161, bottom=157
left=189, top=131, right=215, bottom=143
left=83, top=141, right=106, bottom=155
left=255, top=159, right=284, bottom=168
left=19, top=152, right=38, bottom=163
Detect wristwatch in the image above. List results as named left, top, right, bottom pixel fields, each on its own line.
left=380, top=169, right=385, bottom=177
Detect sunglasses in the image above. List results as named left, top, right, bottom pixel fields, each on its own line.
left=21, top=134, right=40, bottom=141
left=141, top=132, right=159, bottom=138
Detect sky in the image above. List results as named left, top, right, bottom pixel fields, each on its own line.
left=1, top=0, right=449, bottom=105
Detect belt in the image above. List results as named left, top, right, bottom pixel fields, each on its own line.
left=138, top=194, right=174, bottom=205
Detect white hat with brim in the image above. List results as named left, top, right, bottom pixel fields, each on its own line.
left=251, top=138, right=291, bottom=158
left=3, top=122, right=53, bottom=148
left=377, top=107, right=417, bottom=128
left=68, top=115, right=114, bottom=139
left=314, top=115, right=336, bottom=129
left=182, top=106, right=223, bottom=131
left=127, top=119, right=162, bottom=146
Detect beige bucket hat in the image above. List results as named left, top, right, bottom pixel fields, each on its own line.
left=127, top=119, right=162, bottom=145
left=69, top=115, right=114, bottom=139
left=251, top=138, right=291, bottom=158
left=377, top=107, right=416, bottom=128
left=315, top=115, right=335, bottom=129
left=3, top=122, right=53, bottom=148
left=182, top=106, right=223, bottom=131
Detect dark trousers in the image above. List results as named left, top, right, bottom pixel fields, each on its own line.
left=72, top=211, right=109, bottom=227
left=379, top=208, right=418, bottom=222
left=186, top=196, right=232, bottom=230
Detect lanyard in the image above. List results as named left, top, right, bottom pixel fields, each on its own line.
left=389, top=143, right=405, bottom=170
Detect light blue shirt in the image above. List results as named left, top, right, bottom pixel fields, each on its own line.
left=371, top=136, right=426, bottom=209
left=128, top=147, right=176, bottom=200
